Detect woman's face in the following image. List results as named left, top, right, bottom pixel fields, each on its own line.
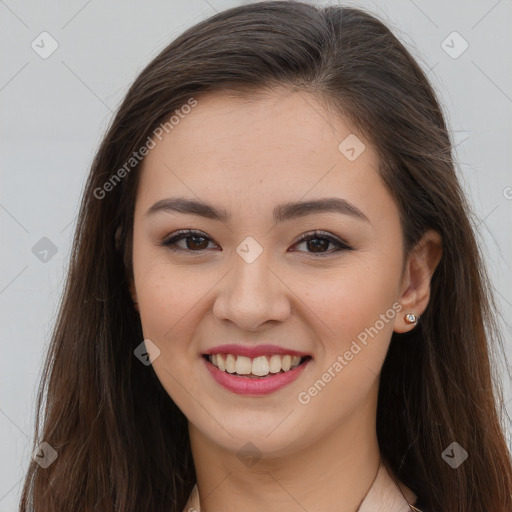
left=130, top=88, right=409, bottom=457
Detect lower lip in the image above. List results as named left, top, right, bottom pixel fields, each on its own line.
left=204, top=357, right=311, bottom=395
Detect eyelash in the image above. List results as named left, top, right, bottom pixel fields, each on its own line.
left=160, top=229, right=352, bottom=256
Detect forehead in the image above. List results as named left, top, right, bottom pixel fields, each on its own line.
left=136, top=88, right=394, bottom=225
left=149, top=88, right=365, bottom=168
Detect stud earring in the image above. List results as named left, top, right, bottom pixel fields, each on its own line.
left=404, top=313, right=418, bottom=324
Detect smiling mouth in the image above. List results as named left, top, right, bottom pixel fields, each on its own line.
left=202, top=353, right=312, bottom=378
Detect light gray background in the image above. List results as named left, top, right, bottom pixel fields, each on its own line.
left=1, top=0, right=511, bottom=509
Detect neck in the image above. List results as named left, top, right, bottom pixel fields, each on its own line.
left=188, top=392, right=391, bottom=512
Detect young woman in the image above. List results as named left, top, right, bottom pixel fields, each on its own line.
left=20, top=2, right=512, bottom=511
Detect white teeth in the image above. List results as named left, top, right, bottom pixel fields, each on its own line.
left=235, top=355, right=252, bottom=375
left=225, top=354, right=236, bottom=373
left=252, top=356, right=269, bottom=376
left=269, top=354, right=282, bottom=373
left=208, top=353, right=305, bottom=376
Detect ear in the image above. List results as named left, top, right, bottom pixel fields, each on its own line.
left=129, top=277, right=140, bottom=313
left=394, top=229, right=442, bottom=333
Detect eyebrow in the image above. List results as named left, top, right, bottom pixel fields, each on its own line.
left=146, top=196, right=369, bottom=223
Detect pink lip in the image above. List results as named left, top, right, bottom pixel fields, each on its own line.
left=203, top=344, right=310, bottom=358
left=203, top=356, right=311, bottom=396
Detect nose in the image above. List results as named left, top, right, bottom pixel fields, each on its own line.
left=212, top=250, right=291, bottom=331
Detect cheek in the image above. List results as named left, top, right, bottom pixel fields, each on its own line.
left=136, top=264, right=205, bottom=345
left=294, top=258, right=401, bottom=404
left=134, top=264, right=208, bottom=411
left=299, top=257, right=401, bottom=343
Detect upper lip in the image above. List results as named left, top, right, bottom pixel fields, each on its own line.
left=203, top=344, right=312, bottom=359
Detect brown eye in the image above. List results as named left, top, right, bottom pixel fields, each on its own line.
left=305, top=237, right=331, bottom=253
left=183, top=234, right=209, bottom=250
left=292, top=231, right=352, bottom=256
left=161, top=230, right=219, bottom=252
left=161, top=229, right=351, bottom=256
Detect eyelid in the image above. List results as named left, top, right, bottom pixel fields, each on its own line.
left=160, top=229, right=353, bottom=255
left=160, top=229, right=220, bottom=251
left=293, top=230, right=351, bottom=249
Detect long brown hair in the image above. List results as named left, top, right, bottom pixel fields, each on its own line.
left=20, top=2, right=512, bottom=511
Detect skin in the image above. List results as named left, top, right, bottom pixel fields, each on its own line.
left=129, top=87, right=442, bottom=512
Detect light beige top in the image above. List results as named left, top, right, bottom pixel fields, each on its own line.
left=182, top=461, right=421, bottom=511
